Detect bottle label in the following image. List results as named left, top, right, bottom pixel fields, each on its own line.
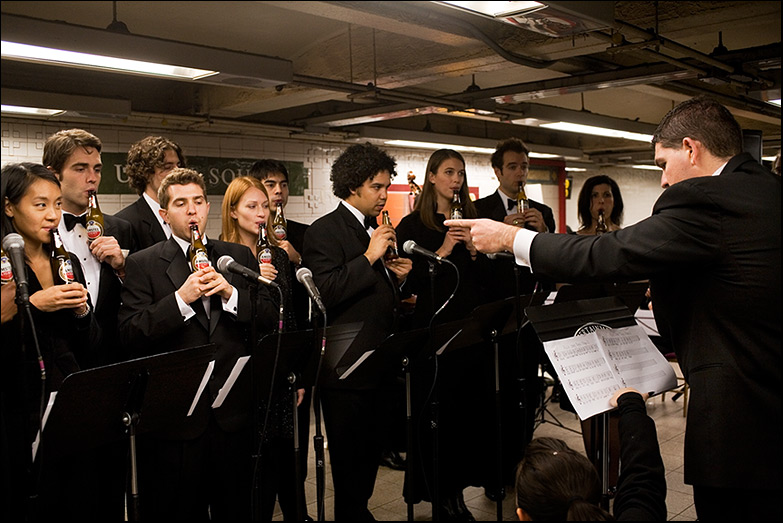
left=450, top=208, right=463, bottom=220
left=258, top=247, right=273, bottom=264
left=192, top=249, right=211, bottom=271
left=59, top=258, right=75, bottom=283
left=1, top=254, right=13, bottom=284
left=273, top=224, right=287, bottom=241
left=86, top=220, right=104, bottom=241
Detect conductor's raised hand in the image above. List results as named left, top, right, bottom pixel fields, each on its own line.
left=443, top=218, right=518, bottom=254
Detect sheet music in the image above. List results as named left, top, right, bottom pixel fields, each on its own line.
left=339, top=349, right=375, bottom=380
left=187, top=360, right=215, bottom=417
left=212, top=356, right=250, bottom=408
left=32, top=391, right=58, bottom=461
left=544, top=325, right=676, bottom=420
left=436, top=329, right=462, bottom=356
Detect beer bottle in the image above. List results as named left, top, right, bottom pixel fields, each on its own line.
left=596, top=210, right=608, bottom=235
left=382, top=210, right=399, bottom=261
left=51, top=229, right=75, bottom=284
left=1, top=247, right=13, bottom=285
left=449, top=190, right=463, bottom=220
left=272, top=204, right=287, bottom=241
left=189, top=224, right=210, bottom=273
left=85, top=190, right=105, bottom=243
left=256, top=224, right=273, bottom=265
left=516, top=182, right=529, bottom=212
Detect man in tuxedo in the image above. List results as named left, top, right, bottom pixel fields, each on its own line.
left=43, top=129, right=136, bottom=365
left=473, top=137, right=555, bottom=494
left=447, top=97, right=781, bottom=520
left=119, top=168, right=277, bottom=519
left=303, top=143, right=412, bottom=520
left=116, top=135, right=186, bottom=250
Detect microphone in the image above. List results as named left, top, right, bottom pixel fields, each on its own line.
left=216, top=255, right=278, bottom=288
left=487, top=251, right=516, bottom=261
left=295, top=267, right=326, bottom=314
left=402, top=240, right=443, bottom=264
left=2, top=233, right=29, bottom=303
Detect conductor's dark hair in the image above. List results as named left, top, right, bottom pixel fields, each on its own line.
left=330, top=143, right=397, bottom=199
left=491, top=137, right=530, bottom=170
left=577, top=175, right=624, bottom=229
left=652, top=96, right=742, bottom=159
left=249, top=159, right=289, bottom=182
left=516, top=437, right=611, bottom=521
left=1, top=162, right=61, bottom=239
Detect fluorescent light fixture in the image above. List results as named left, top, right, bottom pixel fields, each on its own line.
left=2, top=41, right=217, bottom=80
left=385, top=140, right=496, bottom=155
left=762, top=155, right=777, bottom=162
left=529, top=152, right=560, bottom=159
left=1, top=104, right=65, bottom=116
left=632, top=165, right=662, bottom=171
left=766, top=99, right=781, bottom=107
left=540, top=122, right=653, bottom=143
left=565, top=167, right=587, bottom=172
left=437, top=1, right=545, bottom=18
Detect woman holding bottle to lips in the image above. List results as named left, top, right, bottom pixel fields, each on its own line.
left=575, top=175, right=624, bottom=235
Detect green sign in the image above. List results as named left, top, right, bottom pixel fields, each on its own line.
left=100, top=153, right=307, bottom=196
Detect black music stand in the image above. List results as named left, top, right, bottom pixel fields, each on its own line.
left=555, top=281, right=648, bottom=312
left=525, top=296, right=637, bottom=511
left=38, top=344, right=217, bottom=521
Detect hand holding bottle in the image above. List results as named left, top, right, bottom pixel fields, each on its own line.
left=30, top=282, right=89, bottom=313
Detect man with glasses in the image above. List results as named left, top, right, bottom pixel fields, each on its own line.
left=117, top=135, right=186, bottom=250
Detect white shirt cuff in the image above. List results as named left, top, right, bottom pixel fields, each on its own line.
left=174, top=291, right=197, bottom=321
left=221, top=285, right=239, bottom=316
left=513, top=228, right=538, bottom=267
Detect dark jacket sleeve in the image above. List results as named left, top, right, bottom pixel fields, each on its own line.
left=613, top=392, right=667, bottom=521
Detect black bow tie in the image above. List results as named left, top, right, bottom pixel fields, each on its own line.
left=507, top=198, right=517, bottom=211
left=364, top=215, right=377, bottom=230
left=63, top=213, right=87, bottom=231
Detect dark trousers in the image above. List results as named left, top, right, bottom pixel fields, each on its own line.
left=320, top=387, right=386, bottom=521
left=693, top=485, right=781, bottom=521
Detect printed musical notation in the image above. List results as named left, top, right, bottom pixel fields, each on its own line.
left=544, top=324, right=676, bottom=420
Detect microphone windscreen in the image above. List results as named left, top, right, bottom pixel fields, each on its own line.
left=216, top=255, right=233, bottom=273
left=403, top=240, right=416, bottom=255
left=295, top=266, right=312, bottom=284
left=2, top=232, right=24, bottom=251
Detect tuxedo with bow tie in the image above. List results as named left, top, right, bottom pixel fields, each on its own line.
left=115, top=197, right=168, bottom=251
left=118, top=236, right=277, bottom=519
left=302, top=202, right=403, bottom=520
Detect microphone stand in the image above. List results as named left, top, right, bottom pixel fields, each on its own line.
left=310, top=310, right=328, bottom=522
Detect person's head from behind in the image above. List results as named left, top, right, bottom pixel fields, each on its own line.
left=652, top=96, right=742, bottom=188
left=2, top=163, right=62, bottom=247
left=158, top=168, right=209, bottom=242
left=221, top=176, right=274, bottom=246
left=125, top=136, right=186, bottom=199
left=515, top=438, right=611, bottom=521
left=577, top=175, right=623, bottom=229
left=331, top=143, right=397, bottom=218
left=249, top=159, right=289, bottom=211
left=491, top=138, right=530, bottom=197
left=42, top=128, right=102, bottom=214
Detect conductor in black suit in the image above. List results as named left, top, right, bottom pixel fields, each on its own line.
left=447, top=97, right=781, bottom=521
left=115, top=135, right=186, bottom=250
left=303, top=143, right=412, bottom=520
left=119, top=168, right=277, bottom=520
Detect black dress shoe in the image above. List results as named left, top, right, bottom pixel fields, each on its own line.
left=438, top=494, right=475, bottom=522
left=456, top=492, right=476, bottom=521
left=379, top=450, right=406, bottom=470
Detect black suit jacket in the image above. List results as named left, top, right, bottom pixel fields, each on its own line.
left=118, top=238, right=277, bottom=439
left=115, top=197, right=168, bottom=251
left=529, top=153, right=781, bottom=490
left=303, top=203, right=399, bottom=389
left=474, top=190, right=556, bottom=298
left=285, top=219, right=311, bottom=326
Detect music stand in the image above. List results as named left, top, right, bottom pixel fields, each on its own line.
left=38, top=344, right=217, bottom=521
left=554, top=281, right=648, bottom=312
left=253, top=330, right=318, bottom=521
left=525, top=296, right=637, bottom=510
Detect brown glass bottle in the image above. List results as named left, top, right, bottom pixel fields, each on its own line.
left=189, top=224, right=210, bottom=272
left=272, top=204, right=287, bottom=241
left=449, top=190, right=463, bottom=220
left=516, top=182, right=529, bottom=212
left=382, top=210, right=399, bottom=261
left=51, top=229, right=75, bottom=284
left=256, top=224, right=273, bottom=265
left=85, top=190, right=105, bottom=243
left=596, top=210, right=608, bottom=235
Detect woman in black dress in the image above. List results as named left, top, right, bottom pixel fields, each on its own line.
left=396, top=149, right=493, bottom=521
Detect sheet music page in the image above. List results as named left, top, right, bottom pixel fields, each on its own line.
left=31, top=391, right=58, bottom=461
left=187, top=360, right=215, bottom=417
left=436, top=329, right=462, bottom=356
left=339, top=349, right=375, bottom=380
left=212, top=356, right=250, bottom=408
left=544, top=325, right=675, bottom=420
